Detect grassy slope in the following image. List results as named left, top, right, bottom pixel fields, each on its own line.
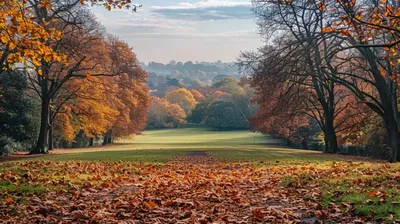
left=45, top=128, right=347, bottom=163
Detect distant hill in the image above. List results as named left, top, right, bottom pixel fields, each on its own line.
left=142, top=61, right=239, bottom=83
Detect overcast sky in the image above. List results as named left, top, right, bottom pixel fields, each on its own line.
left=90, top=0, right=262, bottom=63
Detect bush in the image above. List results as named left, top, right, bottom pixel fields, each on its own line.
left=364, top=128, right=390, bottom=160
left=205, top=101, right=248, bottom=130
left=0, top=136, right=26, bottom=156
left=338, top=145, right=368, bottom=156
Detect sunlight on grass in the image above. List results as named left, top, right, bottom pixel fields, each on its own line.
left=42, top=128, right=354, bottom=164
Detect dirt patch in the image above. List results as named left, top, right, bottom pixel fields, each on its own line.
left=185, top=151, right=208, bottom=156
left=169, top=151, right=219, bottom=164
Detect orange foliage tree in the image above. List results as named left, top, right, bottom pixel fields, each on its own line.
left=0, top=0, right=139, bottom=70
left=147, top=96, right=186, bottom=129
left=21, top=3, right=147, bottom=153
left=189, top=89, right=205, bottom=102
left=51, top=38, right=149, bottom=147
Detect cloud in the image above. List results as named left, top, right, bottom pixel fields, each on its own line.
left=112, top=29, right=259, bottom=40
left=151, top=0, right=253, bottom=21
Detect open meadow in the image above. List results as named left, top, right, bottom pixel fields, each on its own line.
left=1, top=128, right=399, bottom=223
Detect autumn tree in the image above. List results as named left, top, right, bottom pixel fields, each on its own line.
left=24, top=3, right=140, bottom=154
left=165, top=88, right=197, bottom=114
left=50, top=37, right=149, bottom=147
left=0, top=0, right=139, bottom=71
left=244, top=0, right=354, bottom=153
left=319, top=0, right=400, bottom=161
left=105, top=39, right=149, bottom=144
left=147, top=97, right=186, bottom=129
left=189, top=89, right=205, bottom=102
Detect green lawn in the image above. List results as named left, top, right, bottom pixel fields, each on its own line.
left=42, top=128, right=348, bottom=164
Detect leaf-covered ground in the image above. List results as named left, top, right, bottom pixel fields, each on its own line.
left=1, top=152, right=400, bottom=223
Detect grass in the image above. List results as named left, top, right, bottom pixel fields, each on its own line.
left=1, top=128, right=398, bottom=221
left=38, top=128, right=352, bottom=164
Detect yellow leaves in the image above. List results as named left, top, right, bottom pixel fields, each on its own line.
left=5, top=197, right=14, bottom=205
left=38, top=69, right=43, bottom=76
left=0, top=35, right=7, bottom=44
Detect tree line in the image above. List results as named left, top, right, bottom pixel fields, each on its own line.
left=239, top=0, right=400, bottom=161
left=146, top=77, right=257, bottom=130
left=0, top=0, right=149, bottom=155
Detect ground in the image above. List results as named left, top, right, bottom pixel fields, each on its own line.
left=1, top=128, right=400, bottom=223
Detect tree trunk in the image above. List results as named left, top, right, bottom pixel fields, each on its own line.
left=48, top=124, right=53, bottom=150
left=302, top=140, right=308, bottom=150
left=30, top=96, right=50, bottom=154
left=89, top=137, right=94, bottom=147
left=102, top=133, right=108, bottom=145
left=102, top=130, right=112, bottom=145
left=323, top=135, right=329, bottom=153
left=326, top=122, right=338, bottom=154
left=386, top=123, right=400, bottom=162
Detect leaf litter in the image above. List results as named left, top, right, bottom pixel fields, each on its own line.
left=0, top=154, right=399, bottom=223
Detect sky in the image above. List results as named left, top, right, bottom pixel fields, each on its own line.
left=90, top=0, right=262, bottom=63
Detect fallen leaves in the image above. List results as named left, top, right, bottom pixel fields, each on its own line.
left=0, top=158, right=399, bottom=223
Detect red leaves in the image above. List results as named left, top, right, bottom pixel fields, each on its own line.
left=253, top=208, right=264, bottom=221
left=0, top=160, right=399, bottom=223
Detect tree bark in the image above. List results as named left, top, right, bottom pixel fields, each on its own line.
left=302, top=140, right=308, bottom=150
left=102, top=130, right=112, bottom=145
left=48, top=124, right=54, bottom=150
left=323, top=135, right=329, bottom=153
left=31, top=96, right=50, bottom=154
left=89, top=137, right=94, bottom=147
left=326, top=120, right=338, bottom=153
left=386, top=121, right=400, bottom=162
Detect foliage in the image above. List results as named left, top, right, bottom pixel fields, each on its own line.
left=189, top=89, right=205, bottom=102
left=49, top=37, right=149, bottom=147
left=0, top=70, right=37, bottom=154
left=147, top=97, right=186, bottom=129
left=0, top=0, right=137, bottom=70
left=211, top=77, right=238, bottom=89
left=165, top=88, right=197, bottom=114
left=166, top=78, right=184, bottom=88
left=205, top=101, right=248, bottom=130
left=1, top=133, right=400, bottom=222
left=187, top=101, right=208, bottom=124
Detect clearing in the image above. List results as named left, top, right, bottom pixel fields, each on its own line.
left=0, top=128, right=399, bottom=223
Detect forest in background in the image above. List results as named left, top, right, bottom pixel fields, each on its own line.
left=1, top=0, right=400, bottom=162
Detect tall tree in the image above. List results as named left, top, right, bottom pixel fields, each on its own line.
left=323, top=0, right=400, bottom=161
left=26, top=4, right=132, bottom=154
